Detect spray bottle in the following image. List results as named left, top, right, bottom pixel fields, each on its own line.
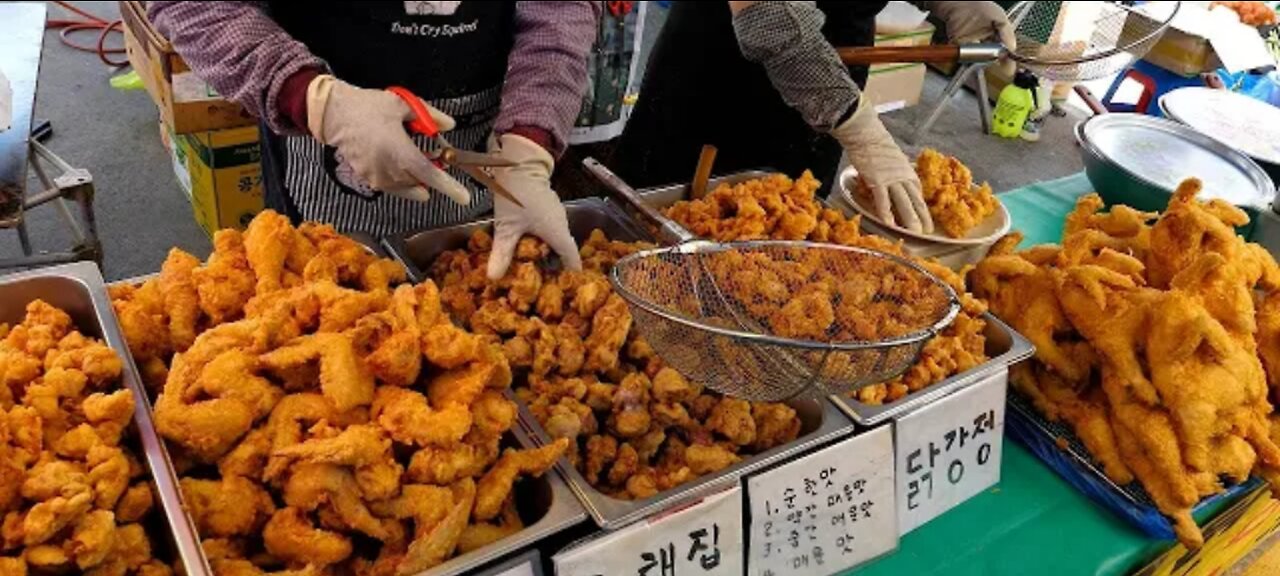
left=992, top=70, right=1039, bottom=139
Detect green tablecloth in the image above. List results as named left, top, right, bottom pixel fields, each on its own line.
left=848, top=173, right=1183, bottom=576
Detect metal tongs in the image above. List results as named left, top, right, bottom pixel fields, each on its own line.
left=386, top=86, right=523, bottom=207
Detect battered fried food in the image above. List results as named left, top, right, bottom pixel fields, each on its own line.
left=0, top=301, right=170, bottom=572
left=977, top=179, right=1280, bottom=549
left=913, top=148, right=997, bottom=238
left=431, top=228, right=806, bottom=500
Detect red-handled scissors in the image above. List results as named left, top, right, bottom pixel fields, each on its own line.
left=386, top=86, right=524, bottom=207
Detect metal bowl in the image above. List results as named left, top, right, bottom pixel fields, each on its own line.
left=1074, top=113, right=1275, bottom=235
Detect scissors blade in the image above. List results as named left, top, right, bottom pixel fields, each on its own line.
left=459, top=165, right=525, bottom=208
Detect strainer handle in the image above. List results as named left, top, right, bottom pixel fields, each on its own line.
left=583, top=157, right=694, bottom=245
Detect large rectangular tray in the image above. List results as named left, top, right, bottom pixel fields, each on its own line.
left=831, top=313, right=1034, bottom=425
left=105, top=236, right=586, bottom=575
left=0, top=262, right=210, bottom=576
left=1006, top=389, right=1259, bottom=541
left=382, top=197, right=857, bottom=530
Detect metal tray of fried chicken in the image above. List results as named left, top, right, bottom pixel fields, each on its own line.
left=629, top=172, right=1038, bottom=426
left=382, top=197, right=856, bottom=530
left=831, top=314, right=1034, bottom=425
left=0, top=262, right=211, bottom=576
left=104, top=231, right=587, bottom=575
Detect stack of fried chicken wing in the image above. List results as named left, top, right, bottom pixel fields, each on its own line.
left=664, top=171, right=990, bottom=406
left=0, top=300, right=170, bottom=575
left=110, top=211, right=566, bottom=575
left=971, top=180, right=1280, bottom=548
left=431, top=229, right=803, bottom=501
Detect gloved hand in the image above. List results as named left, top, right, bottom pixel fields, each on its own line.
left=306, top=74, right=471, bottom=204
left=928, top=1, right=1017, bottom=77
left=831, top=99, right=934, bottom=234
left=486, top=133, right=581, bottom=280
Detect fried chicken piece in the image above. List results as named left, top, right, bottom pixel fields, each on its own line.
left=67, top=509, right=116, bottom=570
left=194, top=230, right=258, bottom=325
left=24, top=545, right=71, bottom=571
left=543, top=398, right=597, bottom=441
left=115, top=483, right=154, bottom=524
left=769, top=287, right=835, bottom=341
left=751, top=403, right=801, bottom=452
left=471, top=391, right=517, bottom=438
left=181, top=476, right=275, bottom=538
left=272, top=424, right=392, bottom=469
left=44, top=331, right=123, bottom=388
left=427, top=361, right=499, bottom=408
left=365, top=322, right=422, bottom=388
left=23, top=489, right=92, bottom=546
left=308, top=281, right=391, bottom=333
left=685, top=443, right=741, bottom=475
left=536, top=282, right=565, bottom=322
left=470, top=300, right=523, bottom=337
left=398, top=479, right=475, bottom=575
left=81, top=389, right=135, bottom=448
left=607, top=442, right=640, bottom=487
left=244, top=210, right=294, bottom=296
left=502, top=262, right=543, bottom=314
left=111, top=280, right=171, bottom=364
left=283, top=463, right=392, bottom=540
left=406, top=435, right=501, bottom=486
left=474, top=439, right=568, bottom=521
left=421, top=322, right=483, bottom=370
left=912, top=149, right=998, bottom=238
left=584, top=435, right=619, bottom=486
left=361, top=259, right=408, bottom=293
left=263, top=507, right=352, bottom=568
left=457, top=516, right=522, bottom=555
left=584, top=294, right=632, bottom=374
left=707, top=398, right=756, bottom=447
left=21, top=459, right=87, bottom=503
left=553, top=323, right=587, bottom=377
left=610, top=373, right=652, bottom=439
left=0, top=558, right=23, bottom=576
left=10, top=300, right=73, bottom=360
left=372, top=387, right=471, bottom=448
left=88, top=444, right=131, bottom=510
left=1054, top=264, right=1161, bottom=405
left=260, top=333, right=374, bottom=413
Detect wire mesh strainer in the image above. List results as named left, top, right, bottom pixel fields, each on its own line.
left=838, top=1, right=1182, bottom=83
left=583, top=158, right=961, bottom=401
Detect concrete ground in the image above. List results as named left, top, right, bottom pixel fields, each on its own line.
left=2, top=1, right=1084, bottom=282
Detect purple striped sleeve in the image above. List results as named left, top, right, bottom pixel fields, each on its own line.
left=147, top=1, right=325, bottom=135
left=494, top=1, right=601, bottom=157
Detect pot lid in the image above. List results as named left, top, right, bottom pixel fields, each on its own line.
left=1160, top=87, right=1280, bottom=167
left=1079, top=113, right=1274, bottom=209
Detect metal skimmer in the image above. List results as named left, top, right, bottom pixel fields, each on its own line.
left=585, top=158, right=961, bottom=402
left=838, top=1, right=1182, bottom=83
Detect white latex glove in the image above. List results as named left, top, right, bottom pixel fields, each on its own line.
left=306, top=74, right=471, bottom=204
left=928, top=1, right=1018, bottom=77
left=831, top=100, right=934, bottom=234
left=486, top=133, right=581, bottom=280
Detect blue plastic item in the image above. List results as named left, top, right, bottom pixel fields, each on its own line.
left=1006, top=392, right=1261, bottom=540
left=1102, top=59, right=1208, bottom=116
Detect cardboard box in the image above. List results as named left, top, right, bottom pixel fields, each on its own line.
left=1121, top=5, right=1222, bottom=77
left=872, top=22, right=936, bottom=72
left=864, top=63, right=927, bottom=113
left=158, top=121, right=191, bottom=202
left=166, top=123, right=264, bottom=237
left=121, top=1, right=255, bottom=133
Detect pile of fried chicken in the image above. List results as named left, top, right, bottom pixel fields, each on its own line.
left=430, top=229, right=803, bottom=500
left=854, top=148, right=998, bottom=239
left=971, top=180, right=1280, bottom=548
left=0, top=300, right=168, bottom=575
left=664, top=171, right=990, bottom=406
left=109, top=211, right=566, bottom=575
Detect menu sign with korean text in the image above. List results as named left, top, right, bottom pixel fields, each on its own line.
left=746, top=425, right=896, bottom=576
left=553, top=487, right=744, bottom=576
left=895, top=368, right=1007, bottom=535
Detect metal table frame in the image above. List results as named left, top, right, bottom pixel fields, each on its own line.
left=0, top=2, right=102, bottom=271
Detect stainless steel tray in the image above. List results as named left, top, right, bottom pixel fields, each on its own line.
left=0, top=262, right=211, bottom=576
left=830, top=313, right=1034, bottom=426
left=425, top=415, right=587, bottom=576
left=383, top=197, right=650, bottom=284
left=520, top=395, right=853, bottom=530
left=383, top=196, right=856, bottom=530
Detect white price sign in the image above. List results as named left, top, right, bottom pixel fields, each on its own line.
left=895, top=368, right=1007, bottom=535
left=553, top=487, right=744, bottom=576
left=478, top=549, right=542, bottom=576
left=746, top=425, right=897, bottom=576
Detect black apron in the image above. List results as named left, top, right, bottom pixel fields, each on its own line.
left=260, top=1, right=516, bottom=238
left=611, top=1, right=886, bottom=190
